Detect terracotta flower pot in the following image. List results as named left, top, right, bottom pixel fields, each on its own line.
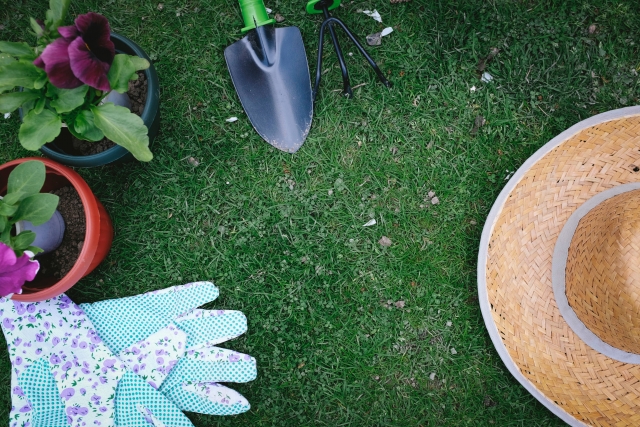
left=0, top=158, right=113, bottom=301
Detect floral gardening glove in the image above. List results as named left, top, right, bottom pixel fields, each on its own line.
left=0, top=295, right=196, bottom=427
left=80, top=282, right=257, bottom=416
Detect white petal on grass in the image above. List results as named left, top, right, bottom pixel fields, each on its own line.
left=446, top=321, right=452, bottom=327
left=378, top=236, right=392, bottom=247
left=362, top=9, right=382, bottom=23
left=363, top=219, right=377, bottom=227
left=470, top=86, right=477, bottom=92
left=4, top=113, right=10, bottom=119
left=226, top=117, right=238, bottom=122
left=481, top=72, right=494, bottom=83
left=381, top=27, right=393, bottom=37
left=265, top=7, right=272, bottom=13
left=450, top=347, right=457, bottom=355
left=429, top=373, right=436, bottom=380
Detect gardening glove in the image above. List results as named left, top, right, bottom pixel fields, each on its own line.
left=80, top=281, right=257, bottom=416
left=0, top=295, right=196, bottom=427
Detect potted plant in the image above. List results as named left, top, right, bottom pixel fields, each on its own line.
left=0, top=0, right=160, bottom=167
left=0, top=160, right=59, bottom=298
left=0, top=158, right=113, bottom=301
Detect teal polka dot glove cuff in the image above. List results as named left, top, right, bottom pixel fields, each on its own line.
left=0, top=295, right=196, bottom=427
left=80, top=282, right=257, bottom=416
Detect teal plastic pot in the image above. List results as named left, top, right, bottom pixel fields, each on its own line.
left=37, top=32, right=160, bottom=167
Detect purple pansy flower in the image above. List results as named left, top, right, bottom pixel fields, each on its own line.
left=34, top=12, right=115, bottom=91
left=91, top=394, right=100, bottom=404
left=229, top=353, right=240, bottom=363
left=0, top=243, right=39, bottom=297
left=19, top=403, right=31, bottom=413
left=12, top=386, right=24, bottom=397
left=26, top=304, right=35, bottom=313
left=50, top=354, right=61, bottom=364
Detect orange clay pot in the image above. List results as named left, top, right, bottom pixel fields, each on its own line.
left=0, top=157, right=113, bottom=301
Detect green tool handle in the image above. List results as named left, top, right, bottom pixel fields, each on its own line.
left=239, top=0, right=276, bottom=33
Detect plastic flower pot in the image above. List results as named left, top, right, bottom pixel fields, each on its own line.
left=14, top=210, right=66, bottom=255
left=35, top=32, right=160, bottom=168
left=0, top=196, right=65, bottom=255
left=0, top=157, right=113, bottom=301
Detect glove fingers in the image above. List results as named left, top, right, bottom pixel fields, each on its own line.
left=167, top=381, right=251, bottom=416
left=82, top=282, right=219, bottom=354
left=116, top=370, right=194, bottom=427
left=18, top=357, right=66, bottom=427
left=175, top=310, right=247, bottom=348
left=160, top=353, right=256, bottom=406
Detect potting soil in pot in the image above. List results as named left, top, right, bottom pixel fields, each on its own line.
left=37, top=186, right=86, bottom=279
left=71, top=71, right=148, bottom=156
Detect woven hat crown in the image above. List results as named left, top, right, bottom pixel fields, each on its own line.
left=564, top=189, right=640, bottom=354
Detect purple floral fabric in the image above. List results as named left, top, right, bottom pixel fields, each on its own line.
left=119, top=325, right=186, bottom=390
left=0, top=295, right=123, bottom=427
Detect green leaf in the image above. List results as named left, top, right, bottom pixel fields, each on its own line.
left=2, top=192, right=25, bottom=205
left=0, top=201, right=18, bottom=216
left=12, top=231, right=36, bottom=251
left=8, top=160, right=45, bottom=197
left=0, top=62, right=43, bottom=90
left=49, top=85, right=88, bottom=114
left=12, top=193, right=59, bottom=226
left=0, top=216, right=6, bottom=234
left=47, top=0, right=70, bottom=30
left=72, top=110, right=104, bottom=141
left=0, top=42, right=34, bottom=57
left=0, top=53, right=15, bottom=67
left=26, top=245, right=44, bottom=255
left=0, top=91, right=41, bottom=114
left=33, top=97, right=45, bottom=115
left=30, top=18, right=44, bottom=37
left=130, top=56, right=150, bottom=72
left=18, top=109, right=62, bottom=150
left=91, top=103, right=152, bottom=161
left=21, top=99, right=36, bottom=116
left=34, top=73, right=48, bottom=90
left=44, top=10, right=55, bottom=31
left=107, top=55, right=136, bottom=94
left=0, top=228, right=10, bottom=245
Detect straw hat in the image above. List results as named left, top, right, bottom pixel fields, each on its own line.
left=478, top=106, right=640, bottom=426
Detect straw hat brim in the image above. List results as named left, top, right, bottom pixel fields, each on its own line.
left=478, top=106, right=640, bottom=427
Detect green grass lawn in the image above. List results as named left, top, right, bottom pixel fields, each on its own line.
left=1, top=0, right=639, bottom=425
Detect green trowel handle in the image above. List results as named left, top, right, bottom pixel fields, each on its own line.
left=239, top=0, right=276, bottom=33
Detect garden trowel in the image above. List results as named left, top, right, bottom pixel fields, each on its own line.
left=225, top=0, right=313, bottom=153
